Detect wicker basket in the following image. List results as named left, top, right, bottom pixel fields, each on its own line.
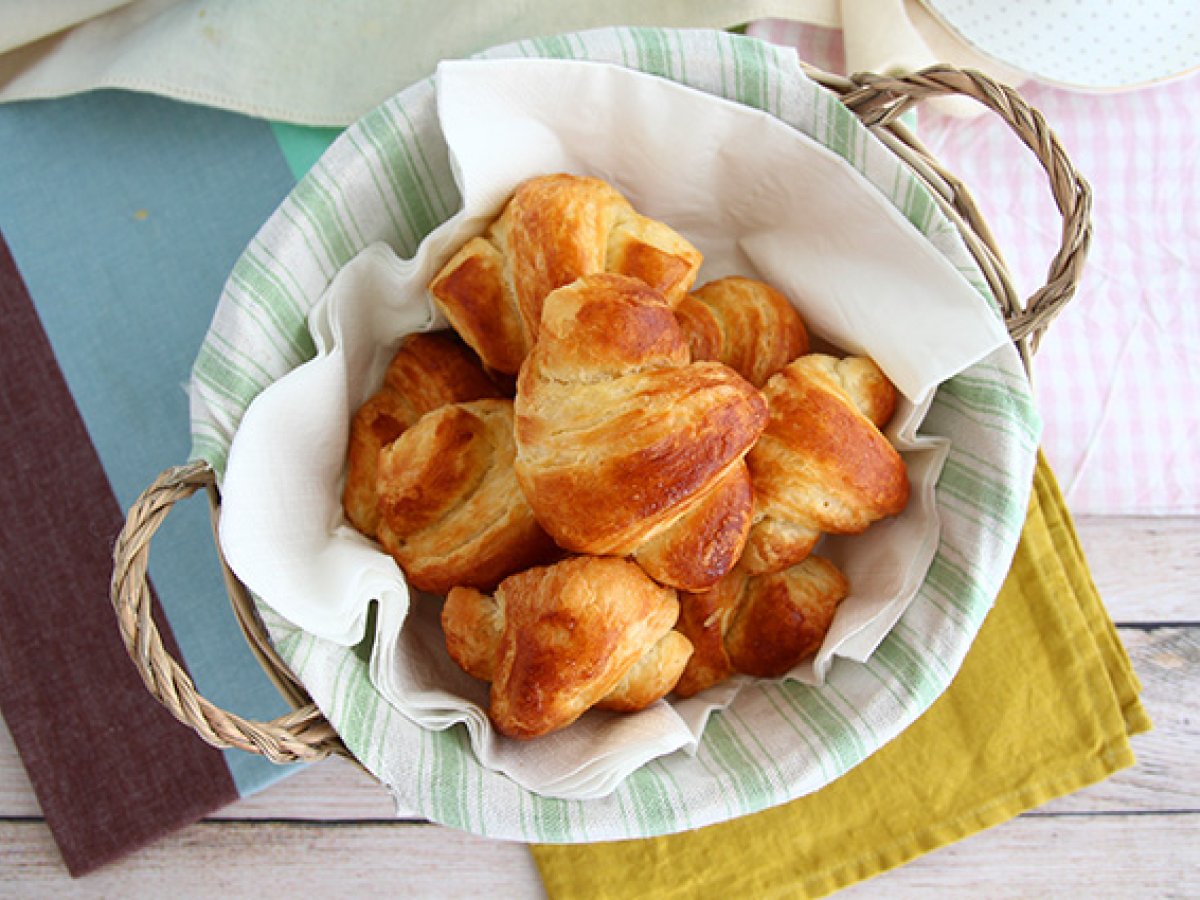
left=109, top=63, right=1091, bottom=768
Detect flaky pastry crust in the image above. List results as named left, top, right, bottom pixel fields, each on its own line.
left=375, top=399, right=556, bottom=594
left=674, top=556, right=849, bottom=698
left=429, top=174, right=702, bottom=375
left=342, top=332, right=500, bottom=537
left=675, top=276, right=809, bottom=387
left=514, top=273, right=767, bottom=591
left=742, top=354, right=909, bottom=575
left=442, top=556, right=693, bottom=739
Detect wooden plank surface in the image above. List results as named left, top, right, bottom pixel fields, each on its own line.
left=2, top=814, right=1197, bottom=899
left=1074, top=518, right=1200, bottom=623
left=0, top=820, right=546, bottom=898
left=1, top=515, right=1197, bottom=896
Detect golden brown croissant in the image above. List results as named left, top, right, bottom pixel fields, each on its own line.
left=374, top=399, right=557, bottom=594
left=429, top=174, right=703, bottom=375
left=675, top=276, right=809, bottom=387
left=673, top=556, right=849, bottom=698
left=513, top=273, right=768, bottom=592
left=442, top=556, right=694, bottom=739
left=342, top=331, right=501, bottom=537
left=742, top=354, right=909, bottom=575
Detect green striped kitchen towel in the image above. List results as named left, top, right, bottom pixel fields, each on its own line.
left=189, top=27, right=1039, bottom=841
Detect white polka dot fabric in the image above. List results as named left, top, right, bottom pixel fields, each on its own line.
left=923, top=0, right=1199, bottom=90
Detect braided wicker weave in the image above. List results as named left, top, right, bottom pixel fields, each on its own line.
left=109, top=64, right=1091, bottom=766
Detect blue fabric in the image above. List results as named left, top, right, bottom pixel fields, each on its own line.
left=0, top=90, right=302, bottom=795
left=269, top=121, right=344, bottom=180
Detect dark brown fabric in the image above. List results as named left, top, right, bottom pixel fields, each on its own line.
left=0, top=232, right=239, bottom=875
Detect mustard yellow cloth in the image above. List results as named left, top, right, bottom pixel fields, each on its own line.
left=530, top=455, right=1152, bottom=898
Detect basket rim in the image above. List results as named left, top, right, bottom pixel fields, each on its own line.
left=110, top=47, right=1091, bottom=772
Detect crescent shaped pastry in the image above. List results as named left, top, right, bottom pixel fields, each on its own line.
left=342, top=331, right=501, bottom=537
left=429, top=173, right=702, bottom=375
left=514, top=273, right=768, bottom=591
left=675, top=276, right=809, bottom=387
left=374, top=399, right=556, bottom=594
left=673, top=556, right=849, bottom=698
left=742, top=354, right=910, bottom=575
left=442, top=556, right=694, bottom=739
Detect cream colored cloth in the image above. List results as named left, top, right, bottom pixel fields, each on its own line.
left=843, top=0, right=1026, bottom=82
left=0, top=0, right=1017, bottom=125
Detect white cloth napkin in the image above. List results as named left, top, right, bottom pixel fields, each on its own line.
left=217, top=58, right=1008, bottom=799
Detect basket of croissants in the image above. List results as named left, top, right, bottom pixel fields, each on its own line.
left=110, top=29, right=1090, bottom=836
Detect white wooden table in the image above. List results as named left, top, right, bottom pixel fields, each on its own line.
left=2, top=516, right=1197, bottom=897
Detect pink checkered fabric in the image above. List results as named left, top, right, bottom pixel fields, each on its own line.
left=750, top=19, right=1200, bottom=515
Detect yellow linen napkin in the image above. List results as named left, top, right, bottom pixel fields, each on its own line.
left=530, top=454, right=1151, bottom=898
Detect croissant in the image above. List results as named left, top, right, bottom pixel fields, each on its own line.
left=674, top=556, right=849, bottom=698
left=374, top=398, right=557, bottom=594
left=675, top=276, right=809, bottom=387
left=429, top=173, right=703, bottom=375
left=514, top=273, right=768, bottom=591
left=742, top=354, right=910, bottom=575
left=342, top=331, right=501, bottom=537
left=443, top=556, right=694, bottom=739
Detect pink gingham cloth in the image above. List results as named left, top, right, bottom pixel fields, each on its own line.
left=751, top=20, right=1200, bottom=515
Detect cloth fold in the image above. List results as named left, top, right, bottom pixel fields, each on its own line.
left=0, top=0, right=823, bottom=124
left=0, top=0, right=1021, bottom=125
left=529, top=453, right=1150, bottom=898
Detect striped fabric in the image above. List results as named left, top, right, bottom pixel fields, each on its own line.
left=190, top=27, right=1039, bottom=840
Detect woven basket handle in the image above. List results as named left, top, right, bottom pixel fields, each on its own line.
left=805, top=63, right=1093, bottom=367
left=110, top=460, right=343, bottom=762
